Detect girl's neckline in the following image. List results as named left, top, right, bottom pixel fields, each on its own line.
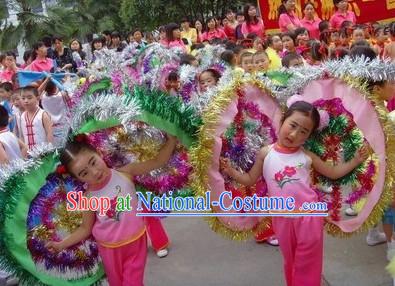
left=88, top=169, right=113, bottom=191
left=274, top=143, right=300, bottom=154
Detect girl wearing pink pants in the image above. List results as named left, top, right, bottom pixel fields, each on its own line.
left=223, top=101, right=368, bottom=286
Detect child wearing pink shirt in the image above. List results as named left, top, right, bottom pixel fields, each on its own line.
left=223, top=101, right=368, bottom=286
left=27, top=41, right=54, bottom=73
left=47, top=135, right=177, bottom=286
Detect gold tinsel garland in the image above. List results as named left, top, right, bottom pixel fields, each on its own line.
left=189, top=75, right=280, bottom=240
left=324, top=75, right=395, bottom=237
left=191, top=73, right=395, bottom=239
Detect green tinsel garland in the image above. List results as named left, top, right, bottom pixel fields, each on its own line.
left=86, top=78, right=112, bottom=96
left=305, top=115, right=365, bottom=186
left=125, top=86, right=203, bottom=147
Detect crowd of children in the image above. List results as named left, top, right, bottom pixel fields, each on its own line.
left=0, top=1, right=394, bottom=286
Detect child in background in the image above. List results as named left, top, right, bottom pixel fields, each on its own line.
left=329, top=47, right=350, bottom=60
left=0, top=51, right=18, bottom=83
left=165, top=71, right=181, bottom=96
left=294, top=27, right=310, bottom=49
left=20, top=86, right=53, bottom=150
left=304, top=40, right=328, bottom=66
left=373, top=26, right=389, bottom=59
left=38, top=77, right=70, bottom=146
left=11, top=88, right=24, bottom=139
left=318, top=20, right=331, bottom=45
left=239, top=50, right=255, bottom=73
left=364, top=78, right=395, bottom=253
left=253, top=51, right=270, bottom=72
left=221, top=50, right=238, bottom=68
left=0, top=105, right=27, bottom=164
left=222, top=101, right=368, bottom=286
left=384, top=22, right=395, bottom=61
left=0, top=82, right=15, bottom=132
left=280, top=32, right=297, bottom=57
left=47, top=134, right=177, bottom=285
left=281, top=52, right=304, bottom=68
left=253, top=37, right=265, bottom=52
left=198, top=69, right=221, bottom=93
left=352, top=25, right=367, bottom=45
left=179, top=54, right=199, bottom=67
left=266, top=34, right=283, bottom=70
left=339, top=27, right=351, bottom=49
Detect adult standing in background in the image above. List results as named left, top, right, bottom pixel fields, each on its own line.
left=223, top=9, right=238, bottom=40
left=180, top=18, right=198, bottom=45
left=300, top=2, right=321, bottom=40
left=52, top=36, right=74, bottom=72
left=278, top=0, right=302, bottom=33
left=329, top=0, right=356, bottom=30
left=200, top=17, right=227, bottom=42
left=241, top=3, right=265, bottom=39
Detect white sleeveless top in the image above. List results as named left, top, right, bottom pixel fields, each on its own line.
left=21, top=108, right=47, bottom=150
left=41, top=91, right=68, bottom=125
left=0, top=129, right=22, bottom=161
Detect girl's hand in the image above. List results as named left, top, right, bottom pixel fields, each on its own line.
left=355, top=144, right=371, bottom=164
left=45, top=241, right=65, bottom=252
left=220, top=158, right=234, bottom=176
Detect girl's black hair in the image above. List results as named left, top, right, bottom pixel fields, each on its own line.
left=281, top=31, right=296, bottom=43
left=318, top=20, right=330, bottom=33
left=333, top=0, right=344, bottom=6
left=91, top=37, right=105, bottom=52
left=0, top=82, right=13, bottom=92
left=308, top=40, right=327, bottom=61
left=278, top=0, right=288, bottom=16
left=303, top=1, right=314, bottom=10
left=69, top=39, right=82, bottom=51
left=390, top=21, right=395, bottom=37
left=45, top=80, right=57, bottom=94
left=350, top=45, right=377, bottom=61
left=165, top=23, right=180, bottom=41
left=0, top=105, right=9, bottom=128
left=52, top=36, right=63, bottom=43
left=282, top=101, right=320, bottom=133
left=5, top=51, right=16, bottom=59
left=329, top=47, right=350, bottom=60
left=266, top=34, right=280, bottom=46
left=23, top=50, right=31, bottom=63
left=167, top=71, right=179, bottom=81
left=243, top=3, right=258, bottom=25
left=180, top=54, right=197, bottom=65
left=59, top=140, right=97, bottom=174
left=221, top=50, right=235, bottom=65
left=31, top=41, right=46, bottom=61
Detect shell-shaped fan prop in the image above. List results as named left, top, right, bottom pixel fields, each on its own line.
left=190, top=77, right=283, bottom=240
left=297, top=77, right=395, bottom=236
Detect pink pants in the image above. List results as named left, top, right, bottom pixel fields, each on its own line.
left=272, top=216, right=324, bottom=286
left=145, top=217, right=170, bottom=251
left=98, top=233, right=147, bottom=286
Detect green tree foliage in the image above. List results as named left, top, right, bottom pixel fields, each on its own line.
left=0, top=0, right=252, bottom=51
left=119, top=0, right=251, bottom=31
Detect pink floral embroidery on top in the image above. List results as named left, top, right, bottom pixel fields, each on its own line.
left=274, top=164, right=303, bottom=189
left=105, top=185, right=123, bottom=221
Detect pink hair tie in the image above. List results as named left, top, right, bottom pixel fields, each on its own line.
left=286, top=94, right=305, bottom=108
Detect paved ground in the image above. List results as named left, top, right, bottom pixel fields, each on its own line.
left=145, top=217, right=392, bottom=286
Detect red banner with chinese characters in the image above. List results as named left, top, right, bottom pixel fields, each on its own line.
left=258, top=0, right=395, bottom=31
